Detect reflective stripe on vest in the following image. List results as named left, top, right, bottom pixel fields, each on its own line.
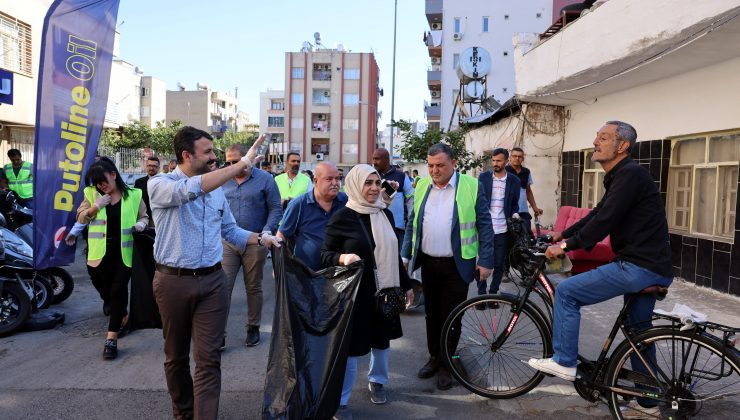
left=83, top=186, right=142, bottom=267
left=4, top=161, right=33, bottom=199
left=275, top=173, right=310, bottom=201
left=412, top=174, right=479, bottom=260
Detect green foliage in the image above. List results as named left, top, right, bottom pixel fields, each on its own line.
left=99, top=120, right=183, bottom=154
left=213, top=129, right=259, bottom=153
left=393, top=120, right=487, bottom=173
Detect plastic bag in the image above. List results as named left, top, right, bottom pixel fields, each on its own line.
left=129, top=228, right=161, bottom=330
left=262, top=247, right=363, bottom=420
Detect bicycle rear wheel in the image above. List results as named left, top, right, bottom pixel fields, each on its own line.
left=606, top=327, right=740, bottom=419
left=440, top=294, right=552, bottom=398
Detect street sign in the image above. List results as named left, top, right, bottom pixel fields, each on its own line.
left=0, top=68, right=13, bottom=105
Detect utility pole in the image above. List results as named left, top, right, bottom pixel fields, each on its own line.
left=390, top=0, right=398, bottom=160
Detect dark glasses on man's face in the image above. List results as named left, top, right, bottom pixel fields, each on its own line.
left=223, top=160, right=241, bottom=167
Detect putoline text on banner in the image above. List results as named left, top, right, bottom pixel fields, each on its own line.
left=33, top=0, right=121, bottom=269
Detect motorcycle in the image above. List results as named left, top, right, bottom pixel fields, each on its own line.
left=0, top=189, right=74, bottom=304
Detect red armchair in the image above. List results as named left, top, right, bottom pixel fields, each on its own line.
left=539, top=206, right=616, bottom=273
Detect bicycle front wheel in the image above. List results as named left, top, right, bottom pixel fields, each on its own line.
left=606, top=327, right=740, bottom=419
left=440, top=294, right=552, bottom=398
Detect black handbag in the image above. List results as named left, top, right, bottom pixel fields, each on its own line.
left=356, top=212, right=406, bottom=318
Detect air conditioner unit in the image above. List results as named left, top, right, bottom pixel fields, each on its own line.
left=431, top=57, right=441, bottom=65
left=317, top=114, right=326, bottom=121
left=431, top=22, right=442, bottom=30
left=430, top=91, right=440, bottom=98
left=316, top=153, right=324, bottom=161
left=453, top=32, right=463, bottom=41
left=323, top=91, right=330, bottom=97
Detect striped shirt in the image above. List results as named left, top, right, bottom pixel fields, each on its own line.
left=489, top=174, right=508, bottom=234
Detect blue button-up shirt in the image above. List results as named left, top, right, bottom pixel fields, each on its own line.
left=148, top=167, right=250, bottom=268
left=279, top=190, right=347, bottom=271
left=222, top=168, right=282, bottom=234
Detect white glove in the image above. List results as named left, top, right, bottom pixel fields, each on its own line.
left=134, top=221, right=147, bottom=232
left=244, top=134, right=266, bottom=164
left=93, top=194, right=111, bottom=210
left=259, top=233, right=282, bottom=248
left=342, top=254, right=361, bottom=265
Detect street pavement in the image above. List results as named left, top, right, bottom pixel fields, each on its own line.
left=1, top=245, right=739, bottom=420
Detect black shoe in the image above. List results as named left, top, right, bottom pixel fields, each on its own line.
left=103, top=339, right=117, bottom=360
left=103, top=301, right=110, bottom=316
left=245, top=326, right=260, bottom=347
left=437, top=365, right=453, bottom=390
left=417, top=357, right=440, bottom=379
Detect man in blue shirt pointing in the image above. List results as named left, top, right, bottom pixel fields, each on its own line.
left=148, top=127, right=280, bottom=420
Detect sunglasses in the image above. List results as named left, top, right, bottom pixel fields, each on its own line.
left=222, top=160, right=241, bottom=167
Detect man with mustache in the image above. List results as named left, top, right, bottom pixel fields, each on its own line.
left=477, top=148, right=521, bottom=298
left=134, top=156, right=160, bottom=227
left=274, top=152, right=313, bottom=208
left=148, top=127, right=281, bottom=420
left=277, top=161, right=345, bottom=271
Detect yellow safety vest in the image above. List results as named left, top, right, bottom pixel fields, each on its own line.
left=275, top=172, right=310, bottom=200
left=84, top=186, right=142, bottom=267
left=4, top=161, right=33, bottom=199
left=412, top=174, right=479, bottom=259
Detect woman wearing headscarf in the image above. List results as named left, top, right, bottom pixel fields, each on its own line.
left=77, top=158, right=148, bottom=360
left=321, top=164, right=413, bottom=417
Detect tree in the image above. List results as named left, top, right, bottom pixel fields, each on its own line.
left=99, top=120, right=182, bottom=154
left=393, top=120, right=487, bottom=173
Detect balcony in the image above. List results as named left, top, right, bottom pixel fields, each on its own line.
left=427, top=70, right=441, bottom=89
left=425, top=0, right=442, bottom=25
left=311, top=113, right=331, bottom=133
left=311, top=139, right=330, bottom=155
left=516, top=0, right=740, bottom=106
left=425, top=30, right=442, bottom=57
left=425, top=105, right=440, bottom=120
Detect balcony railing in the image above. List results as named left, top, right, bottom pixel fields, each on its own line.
left=425, top=106, right=441, bottom=119
left=427, top=70, right=441, bottom=88
left=313, top=70, right=332, bottom=81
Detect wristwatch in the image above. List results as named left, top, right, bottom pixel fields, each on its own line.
left=560, top=242, right=569, bottom=252
left=257, top=232, right=264, bottom=246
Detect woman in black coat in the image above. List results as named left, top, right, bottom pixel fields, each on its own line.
left=321, top=164, right=413, bottom=414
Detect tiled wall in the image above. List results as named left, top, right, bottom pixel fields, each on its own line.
left=560, top=139, right=739, bottom=296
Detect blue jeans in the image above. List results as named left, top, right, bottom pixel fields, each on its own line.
left=478, top=232, right=508, bottom=295
left=340, top=347, right=389, bottom=406
left=551, top=260, right=672, bottom=368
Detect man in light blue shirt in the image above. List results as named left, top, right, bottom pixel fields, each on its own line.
left=148, top=127, right=280, bottom=420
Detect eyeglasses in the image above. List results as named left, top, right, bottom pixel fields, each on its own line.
left=222, top=160, right=241, bottom=167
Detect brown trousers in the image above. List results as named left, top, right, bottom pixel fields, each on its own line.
left=153, top=269, right=228, bottom=420
left=222, top=242, right=268, bottom=328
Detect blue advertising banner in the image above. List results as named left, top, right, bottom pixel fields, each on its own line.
left=33, top=0, right=120, bottom=269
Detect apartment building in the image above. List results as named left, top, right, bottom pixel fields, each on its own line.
left=0, top=0, right=54, bottom=165
left=283, top=48, right=380, bottom=167
left=166, top=85, right=239, bottom=136
left=140, top=75, right=167, bottom=127
left=423, top=0, right=553, bottom=131
left=258, top=90, right=288, bottom=167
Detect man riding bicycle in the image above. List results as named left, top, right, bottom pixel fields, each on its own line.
left=528, top=121, right=673, bottom=412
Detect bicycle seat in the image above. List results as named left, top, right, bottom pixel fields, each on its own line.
left=637, top=285, right=668, bottom=301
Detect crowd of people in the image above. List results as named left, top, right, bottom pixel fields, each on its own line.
left=66, top=119, right=671, bottom=420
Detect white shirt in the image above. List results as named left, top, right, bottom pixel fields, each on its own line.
left=490, top=173, right=507, bottom=234
left=421, top=172, right=457, bottom=257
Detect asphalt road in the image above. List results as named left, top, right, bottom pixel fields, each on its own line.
left=1, top=246, right=739, bottom=420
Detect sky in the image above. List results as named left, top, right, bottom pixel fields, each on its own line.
left=115, top=0, right=431, bottom=129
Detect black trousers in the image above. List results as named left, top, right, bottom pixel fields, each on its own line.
left=419, top=253, right=469, bottom=359
left=87, top=241, right=131, bottom=332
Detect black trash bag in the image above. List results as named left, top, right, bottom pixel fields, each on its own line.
left=262, top=246, right=363, bottom=420
left=128, top=228, right=161, bottom=330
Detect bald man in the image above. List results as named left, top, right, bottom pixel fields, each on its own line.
left=277, top=162, right=347, bottom=270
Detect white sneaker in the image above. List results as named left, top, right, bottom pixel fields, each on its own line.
left=619, top=399, right=660, bottom=418
left=527, top=358, right=576, bottom=381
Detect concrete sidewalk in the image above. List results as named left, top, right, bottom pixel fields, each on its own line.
left=0, top=251, right=738, bottom=419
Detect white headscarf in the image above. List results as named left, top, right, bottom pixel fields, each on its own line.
left=344, top=164, right=399, bottom=290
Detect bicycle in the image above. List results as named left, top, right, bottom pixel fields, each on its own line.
left=440, top=222, right=739, bottom=418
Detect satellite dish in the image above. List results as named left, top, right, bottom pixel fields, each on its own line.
left=464, top=81, right=484, bottom=100
left=456, top=46, right=491, bottom=82
left=177, top=82, right=187, bottom=91
left=314, top=32, right=322, bottom=44
left=134, top=66, right=144, bottom=74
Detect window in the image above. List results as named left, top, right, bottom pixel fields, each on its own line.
left=667, top=133, right=739, bottom=239
left=344, top=68, right=360, bottom=80
left=503, top=51, right=509, bottom=56
left=0, top=12, right=32, bottom=76
left=291, top=118, right=304, bottom=129
left=482, top=17, right=489, bottom=32
left=291, top=93, right=303, bottom=104
left=312, top=64, right=332, bottom=81
left=141, top=87, right=150, bottom=97
left=291, top=67, right=304, bottom=79
left=454, top=18, right=461, bottom=33
left=313, top=89, right=331, bottom=105
left=581, top=150, right=605, bottom=209
left=268, top=116, right=284, bottom=128
left=453, top=53, right=460, bottom=69
left=504, top=14, right=510, bottom=20
left=271, top=100, right=284, bottom=110
left=342, top=119, right=358, bottom=130
left=343, top=94, right=359, bottom=105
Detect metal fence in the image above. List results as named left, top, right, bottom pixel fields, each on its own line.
left=97, top=145, right=174, bottom=185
